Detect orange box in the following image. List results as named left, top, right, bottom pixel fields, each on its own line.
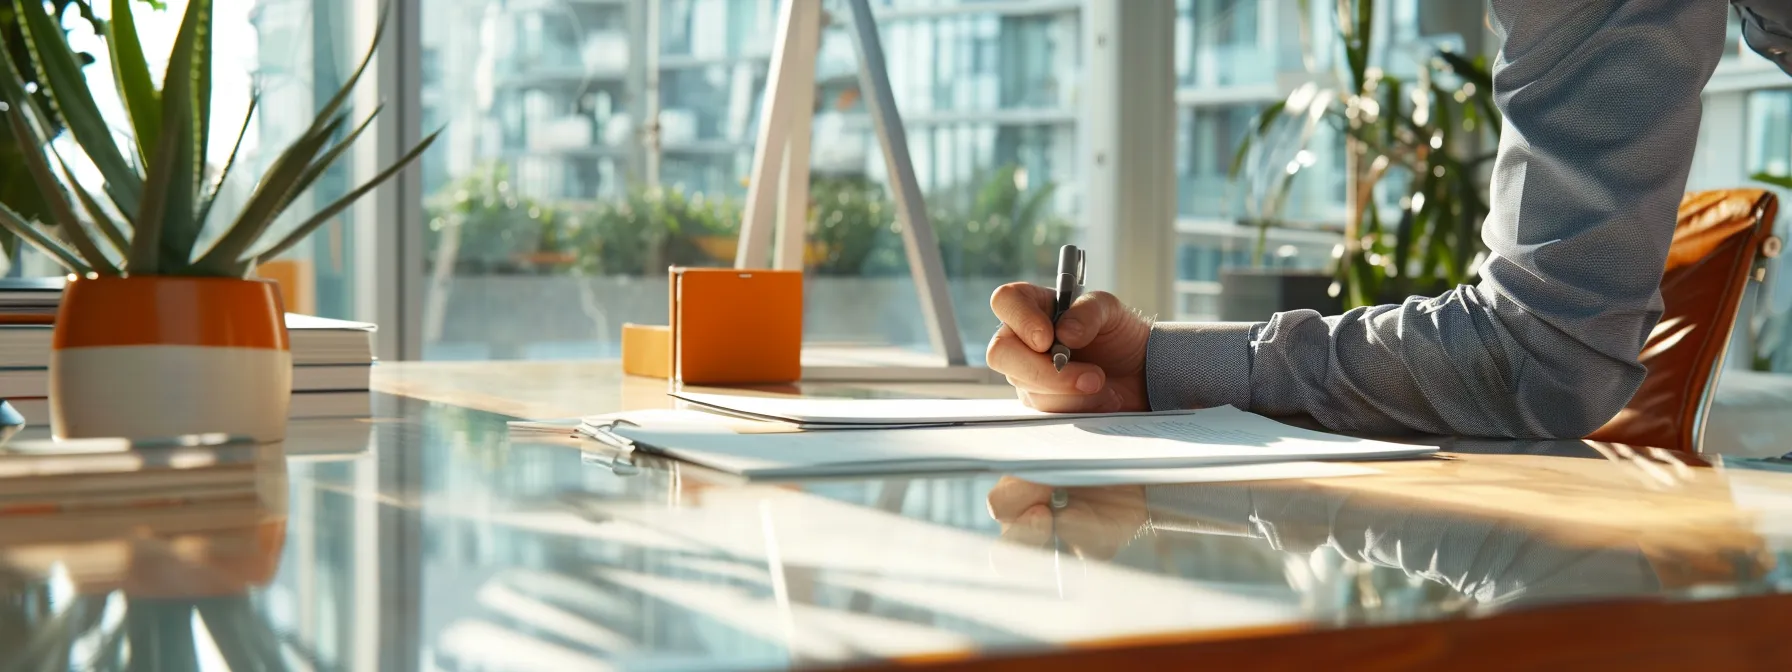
left=620, top=323, right=672, bottom=378
left=669, top=267, right=803, bottom=384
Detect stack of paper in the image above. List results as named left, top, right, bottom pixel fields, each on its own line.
left=578, top=393, right=1434, bottom=479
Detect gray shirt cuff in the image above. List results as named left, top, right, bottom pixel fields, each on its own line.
left=1145, top=321, right=1256, bottom=411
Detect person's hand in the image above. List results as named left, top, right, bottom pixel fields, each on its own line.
left=986, top=477, right=1150, bottom=561
left=987, top=283, right=1151, bottom=413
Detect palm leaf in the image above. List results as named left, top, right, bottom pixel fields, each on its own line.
left=246, top=129, right=444, bottom=268
left=15, top=0, right=143, bottom=217
left=1228, top=100, right=1287, bottom=179
left=108, top=0, right=162, bottom=162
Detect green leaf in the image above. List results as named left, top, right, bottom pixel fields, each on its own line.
left=130, top=75, right=193, bottom=273
left=305, top=1, right=390, bottom=138
left=1, top=98, right=118, bottom=274
left=245, top=129, right=444, bottom=269
left=277, top=103, right=384, bottom=216
left=52, top=145, right=129, bottom=257
left=0, top=200, right=89, bottom=273
left=1228, top=100, right=1286, bottom=179
left=1753, top=172, right=1792, bottom=190
left=192, top=0, right=213, bottom=195
left=191, top=116, right=347, bottom=274
left=108, top=0, right=161, bottom=163
left=197, top=89, right=257, bottom=234
left=15, top=0, right=143, bottom=217
left=150, top=0, right=210, bottom=271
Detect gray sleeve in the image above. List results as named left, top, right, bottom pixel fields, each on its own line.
left=1147, top=0, right=1730, bottom=439
left=1736, top=1, right=1792, bottom=75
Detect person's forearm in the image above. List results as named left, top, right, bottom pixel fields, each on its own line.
left=1148, top=0, right=1730, bottom=439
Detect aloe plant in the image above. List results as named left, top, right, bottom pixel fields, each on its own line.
left=0, top=0, right=439, bottom=278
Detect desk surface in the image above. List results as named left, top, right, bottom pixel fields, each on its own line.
left=4, top=361, right=1792, bottom=670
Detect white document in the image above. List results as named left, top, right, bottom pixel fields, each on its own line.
left=607, top=405, right=1434, bottom=478
left=669, top=391, right=1202, bottom=428
left=1011, top=462, right=1381, bottom=487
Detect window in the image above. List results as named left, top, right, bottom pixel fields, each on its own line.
left=1749, top=89, right=1792, bottom=179
left=1171, top=0, right=1481, bottom=320
left=418, top=0, right=1083, bottom=363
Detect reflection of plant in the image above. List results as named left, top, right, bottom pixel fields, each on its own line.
left=1, top=593, right=298, bottom=670
left=1231, top=0, right=1499, bottom=308
left=425, top=163, right=566, bottom=273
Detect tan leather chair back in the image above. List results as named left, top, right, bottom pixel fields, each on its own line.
left=1588, top=189, right=1780, bottom=452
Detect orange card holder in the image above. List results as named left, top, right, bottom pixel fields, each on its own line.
left=667, top=268, right=804, bottom=385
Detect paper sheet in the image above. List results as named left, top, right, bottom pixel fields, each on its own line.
left=670, top=391, right=1201, bottom=428
left=610, top=406, right=1434, bottom=478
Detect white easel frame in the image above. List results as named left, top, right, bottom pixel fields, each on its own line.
left=735, top=0, right=994, bottom=383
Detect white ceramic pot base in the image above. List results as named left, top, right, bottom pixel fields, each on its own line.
left=51, top=345, right=293, bottom=442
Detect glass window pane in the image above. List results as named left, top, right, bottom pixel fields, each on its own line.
left=419, top=0, right=1081, bottom=363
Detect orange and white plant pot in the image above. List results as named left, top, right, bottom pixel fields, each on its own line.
left=51, top=276, right=292, bottom=442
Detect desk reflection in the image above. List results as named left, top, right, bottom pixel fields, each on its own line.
left=990, top=467, right=1777, bottom=616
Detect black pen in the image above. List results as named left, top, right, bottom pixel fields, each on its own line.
left=1050, top=245, right=1084, bottom=372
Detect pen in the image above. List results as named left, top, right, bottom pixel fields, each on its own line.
left=1050, top=245, right=1085, bottom=372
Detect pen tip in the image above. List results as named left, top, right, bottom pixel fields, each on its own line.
left=1052, top=353, right=1068, bottom=372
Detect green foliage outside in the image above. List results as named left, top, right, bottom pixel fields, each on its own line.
left=424, top=164, right=1074, bottom=279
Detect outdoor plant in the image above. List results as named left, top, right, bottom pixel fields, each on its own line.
left=425, top=163, right=566, bottom=273
left=1231, top=0, right=1499, bottom=308
left=570, top=185, right=742, bottom=276
left=0, top=0, right=438, bottom=278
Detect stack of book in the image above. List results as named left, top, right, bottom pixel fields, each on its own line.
left=0, top=278, right=376, bottom=421
left=0, top=436, right=278, bottom=516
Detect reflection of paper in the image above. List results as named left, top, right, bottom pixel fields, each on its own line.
left=611, top=406, right=1433, bottom=478
left=1012, top=462, right=1381, bottom=487
left=671, top=391, right=1199, bottom=428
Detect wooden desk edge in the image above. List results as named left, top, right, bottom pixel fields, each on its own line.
left=854, top=591, right=1792, bottom=670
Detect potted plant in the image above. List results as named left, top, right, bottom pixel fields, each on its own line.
left=0, top=0, right=438, bottom=441
left=1228, top=0, right=1499, bottom=317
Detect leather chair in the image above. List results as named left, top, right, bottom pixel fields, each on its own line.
left=1588, top=189, right=1783, bottom=453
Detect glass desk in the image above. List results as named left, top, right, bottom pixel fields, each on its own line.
left=4, top=361, right=1792, bottom=670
